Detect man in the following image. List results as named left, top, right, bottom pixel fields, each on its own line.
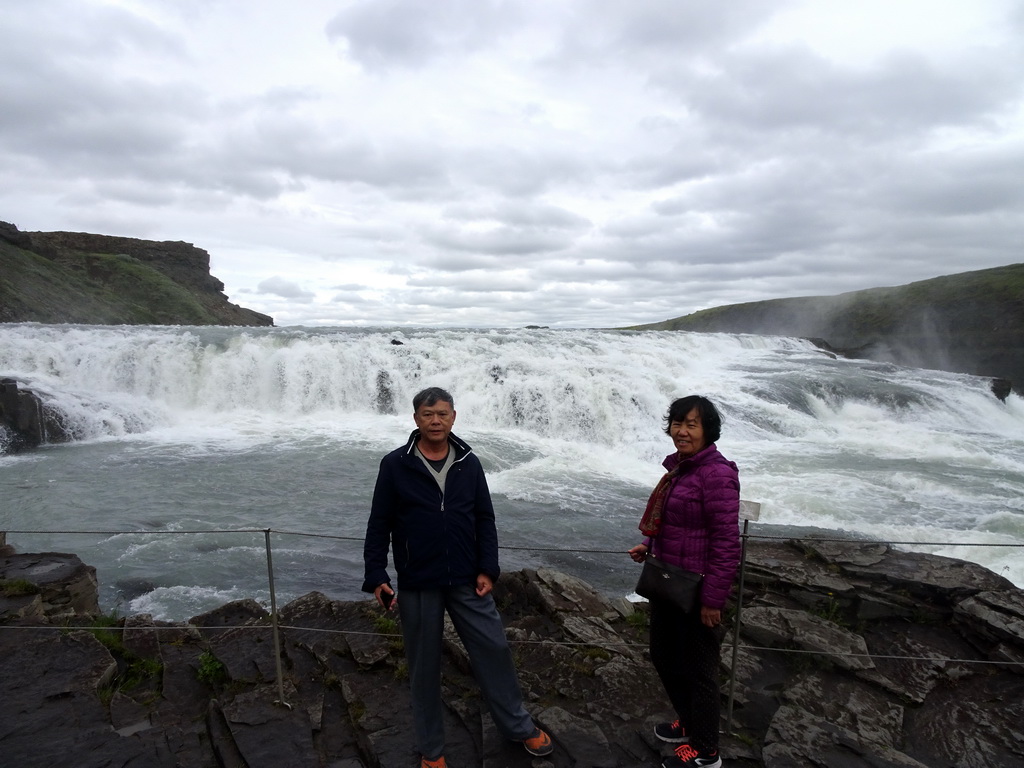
left=362, top=387, right=553, bottom=768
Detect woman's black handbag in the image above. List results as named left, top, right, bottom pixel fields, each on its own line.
left=635, top=555, right=703, bottom=613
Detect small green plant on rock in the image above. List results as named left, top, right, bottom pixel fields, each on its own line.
left=569, top=645, right=612, bottom=677
left=811, top=592, right=845, bottom=626
left=625, top=610, right=649, bottom=631
left=119, top=657, right=164, bottom=693
left=85, top=611, right=126, bottom=654
left=373, top=614, right=404, bottom=653
left=349, top=700, right=367, bottom=724
left=84, top=613, right=164, bottom=705
left=732, top=729, right=758, bottom=748
left=0, top=578, right=40, bottom=597
left=373, top=615, right=399, bottom=635
left=196, top=650, right=228, bottom=687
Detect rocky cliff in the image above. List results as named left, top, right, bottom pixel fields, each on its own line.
left=2, top=532, right=1022, bottom=768
left=627, top=264, right=1024, bottom=396
left=0, top=221, right=273, bottom=327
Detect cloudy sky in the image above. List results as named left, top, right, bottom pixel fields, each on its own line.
left=2, top=1, right=1022, bottom=327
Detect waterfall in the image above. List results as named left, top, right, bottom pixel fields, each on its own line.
left=2, top=323, right=1022, bottom=618
left=3, top=324, right=1015, bottom=446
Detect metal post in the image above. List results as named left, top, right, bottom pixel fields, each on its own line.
left=264, top=528, right=292, bottom=709
left=726, top=501, right=759, bottom=731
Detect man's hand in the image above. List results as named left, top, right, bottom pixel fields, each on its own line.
left=475, top=573, right=493, bottom=597
left=375, top=583, right=396, bottom=610
left=701, top=606, right=721, bottom=628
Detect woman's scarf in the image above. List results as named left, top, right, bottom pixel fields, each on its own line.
left=638, top=463, right=681, bottom=536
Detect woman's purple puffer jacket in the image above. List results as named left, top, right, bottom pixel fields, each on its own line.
left=648, top=444, right=741, bottom=610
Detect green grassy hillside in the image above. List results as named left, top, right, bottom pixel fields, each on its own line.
left=0, top=224, right=272, bottom=326
left=1, top=243, right=217, bottom=324
left=627, top=264, right=1024, bottom=392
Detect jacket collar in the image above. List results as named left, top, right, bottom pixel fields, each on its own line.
left=403, top=429, right=472, bottom=460
left=662, top=443, right=719, bottom=472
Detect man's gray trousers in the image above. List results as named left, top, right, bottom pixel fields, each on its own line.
left=397, top=584, right=534, bottom=760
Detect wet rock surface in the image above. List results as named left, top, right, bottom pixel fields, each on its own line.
left=0, top=378, right=75, bottom=452
left=2, top=534, right=1023, bottom=767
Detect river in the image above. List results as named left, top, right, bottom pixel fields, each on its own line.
left=2, top=324, right=1022, bottom=620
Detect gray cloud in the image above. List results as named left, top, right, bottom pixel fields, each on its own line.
left=413, top=200, right=594, bottom=259
left=673, top=48, right=1021, bottom=139
left=256, top=277, right=316, bottom=302
left=549, top=0, right=785, bottom=66
left=1, top=1, right=1021, bottom=328
left=407, top=271, right=537, bottom=293
left=329, top=292, right=371, bottom=305
left=326, top=0, right=524, bottom=70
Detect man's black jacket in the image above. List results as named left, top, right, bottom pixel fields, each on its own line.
left=362, top=430, right=501, bottom=593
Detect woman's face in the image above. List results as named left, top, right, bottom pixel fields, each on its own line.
left=669, top=406, right=706, bottom=458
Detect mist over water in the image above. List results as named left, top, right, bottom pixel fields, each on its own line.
left=2, top=324, right=1023, bottom=620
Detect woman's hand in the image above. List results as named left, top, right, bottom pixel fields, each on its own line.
left=700, top=606, right=721, bottom=628
left=628, top=544, right=649, bottom=562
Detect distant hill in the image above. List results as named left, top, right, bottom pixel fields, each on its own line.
left=627, top=264, right=1024, bottom=395
left=0, top=221, right=272, bottom=327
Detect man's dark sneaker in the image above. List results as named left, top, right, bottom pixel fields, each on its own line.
left=661, top=743, right=722, bottom=768
left=522, top=727, right=554, bottom=756
left=654, top=719, right=689, bottom=743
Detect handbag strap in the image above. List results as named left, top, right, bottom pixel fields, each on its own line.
left=648, top=536, right=660, bottom=560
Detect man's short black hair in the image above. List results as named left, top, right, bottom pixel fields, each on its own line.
left=413, top=387, right=454, bottom=411
left=663, top=395, right=723, bottom=443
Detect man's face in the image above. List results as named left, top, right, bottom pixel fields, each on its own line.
left=414, top=400, right=456, bottom=448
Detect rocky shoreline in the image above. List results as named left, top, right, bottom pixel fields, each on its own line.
left=2, top=531, right=1023, bottom=768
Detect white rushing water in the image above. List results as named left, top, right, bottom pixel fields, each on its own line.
left=2, top=323, right=1023, bottom=620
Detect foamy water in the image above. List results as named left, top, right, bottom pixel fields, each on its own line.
left=2, top=324, right=1022, bottom=619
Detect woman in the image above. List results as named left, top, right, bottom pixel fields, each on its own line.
left=629, top=395, right=740, bottom=768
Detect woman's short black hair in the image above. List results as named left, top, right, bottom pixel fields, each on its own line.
left=663, top=395, right=723, bottom=443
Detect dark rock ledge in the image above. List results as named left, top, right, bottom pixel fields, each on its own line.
left=0, top=378, right=74, bottom=452
left=2, top=531, right=1023, bottom=768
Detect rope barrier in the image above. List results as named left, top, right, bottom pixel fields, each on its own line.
left=3, top=524, right=1022, bottom=699
left=3, top=528, right=270, bottom=536
left=743, top=534, right=1024, bottom=548
left=7, top=622, right=1022, bottom=668
left=6, top=527, right=1024, bottom=551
